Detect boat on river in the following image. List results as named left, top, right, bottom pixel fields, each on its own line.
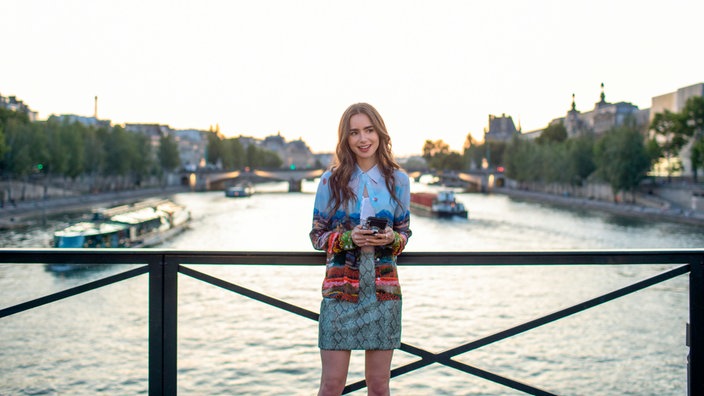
left=52, top=199, right=191, bottom=249
left=410, top=190, right=468, bottom=218
left=225, top=183, right=254, bottom=198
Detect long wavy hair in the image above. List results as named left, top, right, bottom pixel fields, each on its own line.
left=328, top=103, right=403, bottom=216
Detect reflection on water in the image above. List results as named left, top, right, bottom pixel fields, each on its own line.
left=1, top=183, right=701, bottom=395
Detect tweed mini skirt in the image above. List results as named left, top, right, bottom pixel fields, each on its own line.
left=318, top=251, right=402, bottom=350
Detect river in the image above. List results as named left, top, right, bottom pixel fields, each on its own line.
left=1, top=180, right=703, bottom=395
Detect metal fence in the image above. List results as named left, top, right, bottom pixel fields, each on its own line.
left=1, top=248, right=702, bottom=395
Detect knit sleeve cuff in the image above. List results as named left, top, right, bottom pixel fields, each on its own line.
left=328, top=230, right=356, bottom=254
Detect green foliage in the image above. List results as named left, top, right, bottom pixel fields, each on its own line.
left=504, top=137, right=537, bottom=182
left=422, top=139, right=449, bottom=159
left=220, top=138, right=245, bottom=169
left=241, top=140, right=275, bottom=168
left=681, top=96, right=704, bottom=182
left=566, top=135, right=596, bottom=185
left=649, top=110, right=687, bottom=179
left=0, top=107, right=29, bottom=126
left=535, top=122, right=567, bottom=145
left=159, top=134, right=181, bottom=171
left=462, top=133, right=483, bottom=169
left=206, top=132, right=224, bottom=165
left=504, top=138, right=574, bottom=184
left=0, top=109, right=178, bottom=188
left=594, top=124, right=651, bottom=201
left=484, top=141, right=507, bottom=168
left=0, top=125, right=7, bottom=161
left=692, top=139, right=704, bottom=179
left=422, top=139, right=467, bottom=171
left=205, top=133, right=282, bottom=170
left=2, top=118, right=37, bottom=177
left=682, top=96, right=704, bottom=136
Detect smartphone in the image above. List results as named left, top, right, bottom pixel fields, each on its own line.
left=365, top=216, right=388, bottom=234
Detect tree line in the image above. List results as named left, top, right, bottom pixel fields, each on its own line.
left=205, top=129, right=282, bottom=170
left=422, top=96, right=704, bottom=201
left=0, top=109, right=282, bottom=197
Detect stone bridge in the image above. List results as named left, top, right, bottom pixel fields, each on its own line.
left=182, top=168, right=503, bottom=193
left=182, top=168, right=325, bottom=192
left=408, top=170, right=505, bottom=192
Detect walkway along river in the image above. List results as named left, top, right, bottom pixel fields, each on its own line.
left=1, top=181, right=703, bottom=394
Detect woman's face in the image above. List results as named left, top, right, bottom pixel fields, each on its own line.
left=347, top=113, right=379, bottom=169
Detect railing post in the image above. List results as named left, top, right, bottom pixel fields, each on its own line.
left=149, top=254, right=178, bottom=395
left=690, top=257, right=704, bottom=396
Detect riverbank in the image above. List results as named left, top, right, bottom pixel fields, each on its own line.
left=493, top=187, right=704, bottom=227
left=0, top=185, right=189, bottom=230
left=3, top=184, right=704, bottom=230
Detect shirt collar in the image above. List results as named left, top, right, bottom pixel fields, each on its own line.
left=354, top=164, right=382, bottom=184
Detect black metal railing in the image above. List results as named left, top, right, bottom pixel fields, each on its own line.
left=1, top=249, right=702, bottom=395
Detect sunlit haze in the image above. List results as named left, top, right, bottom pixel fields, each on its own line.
left=2, top=0, right=702, bottom=156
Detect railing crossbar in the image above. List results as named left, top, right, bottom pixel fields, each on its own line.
left=0, top=265, right=149, bottom=318
left=372, top=263, right=691, bottom=395
left=179, top=265, right=320, bottom=321
left=347, top=355, right=558, bottom=395
left=441, top=263, right=690, bottom=358
left=0, top=249, right=700, bottom=395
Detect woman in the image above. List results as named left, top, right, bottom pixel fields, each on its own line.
left=310, top=103, right=412, bottom=396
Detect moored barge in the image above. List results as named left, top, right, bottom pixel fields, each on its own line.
left=410, top=190, right=468, bottom=218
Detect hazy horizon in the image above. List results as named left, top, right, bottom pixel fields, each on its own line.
left=2, top=0, right=702, bottom=156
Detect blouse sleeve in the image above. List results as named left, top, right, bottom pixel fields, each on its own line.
left=390, top=170, right=412, bottom=256
left=309, top=172, right=355, bottom=254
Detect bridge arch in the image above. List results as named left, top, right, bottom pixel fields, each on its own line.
left=183, top=168, right=325, bottom=192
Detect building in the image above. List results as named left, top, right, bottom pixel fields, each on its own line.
left=173, top=129, right=208, bottom=171
left=520, top=84, right=650, bottom=141
left=649, top=82, right=704, bottom=178
left=50, top=114, right=112, bottom=128
left=0, top=93, right=38, bottom=121
left=260, top=132, right=317, bottom=169
left=283, top=138, right=317, bottom=169
left=124, top=123, right=174, bottom=163
left=484, top=114, right=520, bottom=142
left=124, top=124, right=210, bottom=172
left=650, top=82, right=704, bottom=122
left=559, top=83, right=649, bottom=138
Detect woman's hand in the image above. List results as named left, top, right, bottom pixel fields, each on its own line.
left=352, top=225, right=394, bottom=247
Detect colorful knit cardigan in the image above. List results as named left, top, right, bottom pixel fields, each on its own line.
left=309, top=165, right=412, bottom=302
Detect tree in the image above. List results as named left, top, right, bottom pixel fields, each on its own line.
left=566, top=135, right=596, bottom=186
left=483, top=141, right=508, bottom=169
left=541, top=143, right=570, bottom=184
left=227, top=138, right=245, bottom=169
left=692, top=139, right=704, bottom=181
left=62, top=123, right=86, bottom=180
left=131, top=133, right=155, bottom=186
left=463, top=133, right=482, bottom=170
left=536, top=122, right=567, bottom=145
left=206, top=131, right=224, bottom=167
left=594, top=124, right=651, bottom=202
left=84, top=127, right=107, bottom=190
left=159, top=134, right=181, bottom=172
left=680, top=96, right=704, bottom=182
left=0, top=125, right=7, bottom=166
left=104, top=125, right=134, bottom=189
left=650, top=109, right=686, bottom=181
left=504, top=137, right=534, bottom=182
left=422, top=139, right=450, bottom=163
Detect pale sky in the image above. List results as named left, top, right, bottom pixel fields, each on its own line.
left=2, top=0, right=703, bottom=156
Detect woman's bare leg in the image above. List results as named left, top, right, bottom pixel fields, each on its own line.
left=318, top=349, right=351, bottom=396
left=365, top=349, right=394, bottom=396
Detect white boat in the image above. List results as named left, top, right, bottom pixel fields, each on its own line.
left=52, top=199, right=191, bottom=249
